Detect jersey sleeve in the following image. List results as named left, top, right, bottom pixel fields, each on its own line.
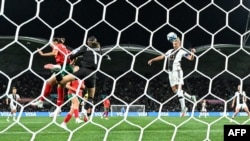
left=70, top=46, right=86, bottom=60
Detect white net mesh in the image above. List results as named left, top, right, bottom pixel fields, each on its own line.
left=1, top=0, right=250, bottom=141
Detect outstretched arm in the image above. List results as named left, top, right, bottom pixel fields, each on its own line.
left=148, top=55, right=165, bottom=66
left=186, top=48, right=196, bottom=61
left=37, top=48, right=57, bottom=57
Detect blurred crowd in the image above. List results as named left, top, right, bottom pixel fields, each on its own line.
left=0, top=72, right=250, bottom=113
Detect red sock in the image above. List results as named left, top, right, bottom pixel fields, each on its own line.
left=57, top=86, right=64, bottom=106
left=74, top=109, right=79, bottom=118
left=64, top=114, right=72, bottom=123
left=40, top=83, right=52, bottom=101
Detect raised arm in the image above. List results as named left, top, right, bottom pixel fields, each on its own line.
left=186, top=48, right=196, bottom=61
left=148, top=54, right=165, bottom=66
left=37, top=48, right=57, bottom=57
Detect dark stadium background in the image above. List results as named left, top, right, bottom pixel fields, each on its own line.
left=1, top=0, right=250, bottom=112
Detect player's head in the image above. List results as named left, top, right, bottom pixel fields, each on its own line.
left=53, top=37, right=64, bottom=44
left=12, top=87, right=17, bottom=93
left=172, top=37, right=181, bottom=49
left=87, top=36, right=100, bottom=48
left=237, top=84, right=242, bottom=91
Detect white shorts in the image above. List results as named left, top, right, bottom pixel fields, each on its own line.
left=168, top=70, right=184, bottom=87
left=236, top=103, right=247, bottom=110
left=10, top=104, right=17, bottom=110
left=201, top=107, right=206, bottom=112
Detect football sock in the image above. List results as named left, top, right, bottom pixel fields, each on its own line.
left=177, top=90, right=186, bottom=110
left=57, top=86, right=64, bottom=106
left=73, top=109, right=79, bottom=118
left=178, top=97, right=185, bottom=110
left=40, top=83, right=52, bottom=101
left=64, top=114, right=72, bottom=123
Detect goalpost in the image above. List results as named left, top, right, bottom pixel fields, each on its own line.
left=110, top=105, right=145, bottom=116
left=1, top=0, right=250, bottom=141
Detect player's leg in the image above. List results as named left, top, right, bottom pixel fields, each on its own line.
left=7, top=105, right=12, bottom=122
left=56, top=64, right=73, bottom=107
left=204, top=110, right=207, bottom=118
left=81, top=107, right=88, bottom=122
left=53, top=64, right=74, bottom=117
left=84, top=73, right=96, bottom=117
left=243, top=105, right=250, bottom=118
left=44, top=64, right=61, bottom=72
left=175, top=86, right=187, bottom=117
left=172, top=71, right=187, bottom=117
left=32, top=76, right=56, bottom=108
left=231, top=106, right=240, bottom=122
left=12, top=108, right=17, bottom=121
left=74, top=96, right=83, bottom=123
left=80, top=95, right=89, bottom=122
left=182, top=90, right=196, bottom=103
left=49, top=84, right=64, bottom=117
left=85, top=87, right=95, bottom=116
left=60, top=105, right=73, bottom=130
left=105, top=108, right=109, bottom=119
left=101, top=108, right=107, bottom=119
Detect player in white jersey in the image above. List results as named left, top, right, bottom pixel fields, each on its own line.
left=199, top=100, right=207, bottom=118
left=6, top=87, right=21, bottom=122
left=231, top=84, right=250, bottom=122
left=148, top=36, right=196, bottom=117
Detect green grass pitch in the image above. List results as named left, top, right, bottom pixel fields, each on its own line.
left=0, top=116, right=249, bottom=141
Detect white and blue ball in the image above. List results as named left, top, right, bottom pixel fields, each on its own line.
left=167, top=32, right=178, bottom=43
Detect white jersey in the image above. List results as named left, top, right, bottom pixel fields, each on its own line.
left=234, top=91, right=246, bottom=105
left=165, top=48, right=189, bottom=71
left=201, top=102, right=207, bottom=112
left=7, top=94, right=20, bottom=108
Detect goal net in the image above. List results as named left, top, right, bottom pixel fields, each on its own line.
left=1, top=0, right=250, bottom=141
left=110, top=105, right=145, bottom=116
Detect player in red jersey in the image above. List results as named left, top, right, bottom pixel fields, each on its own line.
left=101, top=95, right=110, bottom=120
left=60, top=66, right=86, bottom=130
left=32, top=37, right=74, bottom=117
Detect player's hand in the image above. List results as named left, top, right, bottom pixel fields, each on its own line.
left=148, top=60, right=152, bottom=66
left=191, top=48, right=196, bottom=53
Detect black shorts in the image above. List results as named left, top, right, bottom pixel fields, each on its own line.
left=73, top=67, right=96, bottom=88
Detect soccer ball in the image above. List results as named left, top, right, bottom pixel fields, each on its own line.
left=167, top=32, right=178, bottom=42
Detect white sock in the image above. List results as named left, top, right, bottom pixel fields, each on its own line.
left=179, top=97, right=185, bottom=110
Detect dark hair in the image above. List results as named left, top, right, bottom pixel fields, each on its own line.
left=88, top=36, right=97, bottom=42
left=53, top=37, right=65, bottom=43
left=12, top=87, right=16, bottom=89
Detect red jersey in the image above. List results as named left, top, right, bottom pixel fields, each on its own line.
left=67, top=80, right=84, bottom=97
left=103, top=98, right=110, bottom=108
left=52, top=43, right=71, bottom=65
